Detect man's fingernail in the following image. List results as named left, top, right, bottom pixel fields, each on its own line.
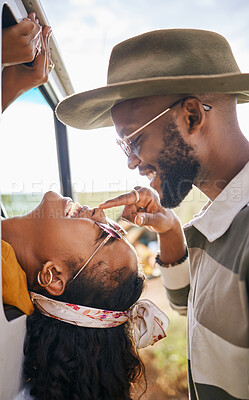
left=135, top=214, right=144, bottom=226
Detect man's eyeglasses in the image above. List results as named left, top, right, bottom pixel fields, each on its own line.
left=66, top=220, right=127, bottom=286
left=116, top=98, right=212, bottom=157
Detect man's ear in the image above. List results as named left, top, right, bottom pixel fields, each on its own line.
left=181, top=97, right=205, bottom=134
left=39, top=261, right=68, bottom=296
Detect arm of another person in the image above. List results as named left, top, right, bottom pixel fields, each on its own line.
left=2, top=18, right=52, bottom=111
left=2, top=12, right=41, bottom=67
left=99, top=187, right=190, bottom=315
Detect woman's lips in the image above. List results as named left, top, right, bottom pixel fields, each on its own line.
left=64, top=202, right=104, bottom=220
left=65, top=201, right=84, bottom=218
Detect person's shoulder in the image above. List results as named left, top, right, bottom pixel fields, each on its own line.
left=1, top=240, right=22, bottom=272
left=1, top=239, right=12, bottom=261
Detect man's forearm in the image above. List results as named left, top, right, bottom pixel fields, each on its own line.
left=157, top=221, right=190, bottom=314
left=158, top=219, right=186, bottom=264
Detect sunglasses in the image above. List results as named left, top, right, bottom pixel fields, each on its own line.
left=66, top=220, right=127, bottom=286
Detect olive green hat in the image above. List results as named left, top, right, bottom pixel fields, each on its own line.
left=56, top=29, right=249, bottom=130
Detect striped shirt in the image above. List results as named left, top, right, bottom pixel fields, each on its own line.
left=160, top=162, right=249, bottom=400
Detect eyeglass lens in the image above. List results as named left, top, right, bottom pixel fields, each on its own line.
left=95, top=222, right=124, bottom=239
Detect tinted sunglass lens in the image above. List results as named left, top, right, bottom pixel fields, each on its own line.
left=106, top=218, right=127, bottom=235
left=96, top=222, right=122, bottom=239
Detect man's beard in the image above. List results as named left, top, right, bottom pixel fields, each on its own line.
left=157, top=121, right=200, bottom=208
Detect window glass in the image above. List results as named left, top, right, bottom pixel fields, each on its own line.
left=1, top=88, right=60, bottom=216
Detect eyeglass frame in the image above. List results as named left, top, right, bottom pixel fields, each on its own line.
left=116, top=97, right=212, bottom=157
left=66, top=220, right=127, bottom=287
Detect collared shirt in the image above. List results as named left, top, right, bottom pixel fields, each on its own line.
left=188, top=160, right=249, bottom=242
left=159, top=161, right=249, bottom=400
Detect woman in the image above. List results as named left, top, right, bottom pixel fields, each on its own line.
left=2, top=191, right=169, bottom=400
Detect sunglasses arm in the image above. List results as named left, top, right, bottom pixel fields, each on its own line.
left=66, top=234, right=112, bottom=286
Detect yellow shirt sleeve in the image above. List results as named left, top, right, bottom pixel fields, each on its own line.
left=1, top=240, right=34, bottom=315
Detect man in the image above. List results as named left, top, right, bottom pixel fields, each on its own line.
left=56, top=29, right=249, bottom=400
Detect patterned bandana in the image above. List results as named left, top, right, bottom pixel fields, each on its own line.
left=30, top=292, right=169, bottom=349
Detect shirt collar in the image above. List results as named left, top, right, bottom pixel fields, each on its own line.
left=188, top=161, right=249, bottom=242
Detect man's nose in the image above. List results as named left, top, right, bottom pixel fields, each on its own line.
left=127, top=152, right=140, bottom=170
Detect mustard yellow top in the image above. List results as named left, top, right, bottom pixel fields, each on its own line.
left=2, top=239, right=34, bottom=315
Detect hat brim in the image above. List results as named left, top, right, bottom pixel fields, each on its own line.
left=56, top=73, right=249, bottom=130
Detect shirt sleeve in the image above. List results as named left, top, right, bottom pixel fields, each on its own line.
left=158, top=258, right=190, bottom=315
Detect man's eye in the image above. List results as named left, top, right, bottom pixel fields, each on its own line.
left=130, top=134, right=142, bottom=148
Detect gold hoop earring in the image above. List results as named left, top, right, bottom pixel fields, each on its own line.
left=37, top=269, right=53, bottom=288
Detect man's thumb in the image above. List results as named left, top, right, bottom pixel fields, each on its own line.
left=134, top=212, right=155, bottom=227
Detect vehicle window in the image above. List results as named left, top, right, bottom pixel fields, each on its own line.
left=1, top=88, right=60, bottom=216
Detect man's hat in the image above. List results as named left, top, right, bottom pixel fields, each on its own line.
left=56, top=29, right=249, bottom=130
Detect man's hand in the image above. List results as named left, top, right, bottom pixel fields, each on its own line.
left=100, top=187, right=187, bottom=264
left=2, top=24, right=53, bottom=111
left=2, top=13, right=41, bottom=67
left=100, top=187, right=177, bottom=234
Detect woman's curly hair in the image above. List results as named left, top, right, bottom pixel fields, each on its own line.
left=23, top=253, right=146, bottom=400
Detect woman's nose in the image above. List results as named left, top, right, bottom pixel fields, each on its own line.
left=91, top=207, right=107, bottom=223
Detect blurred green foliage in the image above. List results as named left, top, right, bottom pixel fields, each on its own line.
left=138, top=310, right=188, bottom=398
left=152, top=311, right=187, bottom=376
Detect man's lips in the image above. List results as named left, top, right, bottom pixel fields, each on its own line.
left=139, top=168, right=157, bottom=182
left=139, top=168, right=162, bottom=194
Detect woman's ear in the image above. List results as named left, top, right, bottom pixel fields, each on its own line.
left=39, top=261, right=68, bottom=296
left=181, top=97, right=205, bottom=134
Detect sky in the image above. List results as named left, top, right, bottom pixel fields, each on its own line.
left=2, top=0, right=249, bottom=195
left=41, top=0, right=249, bottom=91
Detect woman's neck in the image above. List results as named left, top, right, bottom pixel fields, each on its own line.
left=2, top=216, right=39, bottom=287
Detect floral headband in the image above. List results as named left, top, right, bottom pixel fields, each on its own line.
left=30, top=292, right=169, bottom=349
